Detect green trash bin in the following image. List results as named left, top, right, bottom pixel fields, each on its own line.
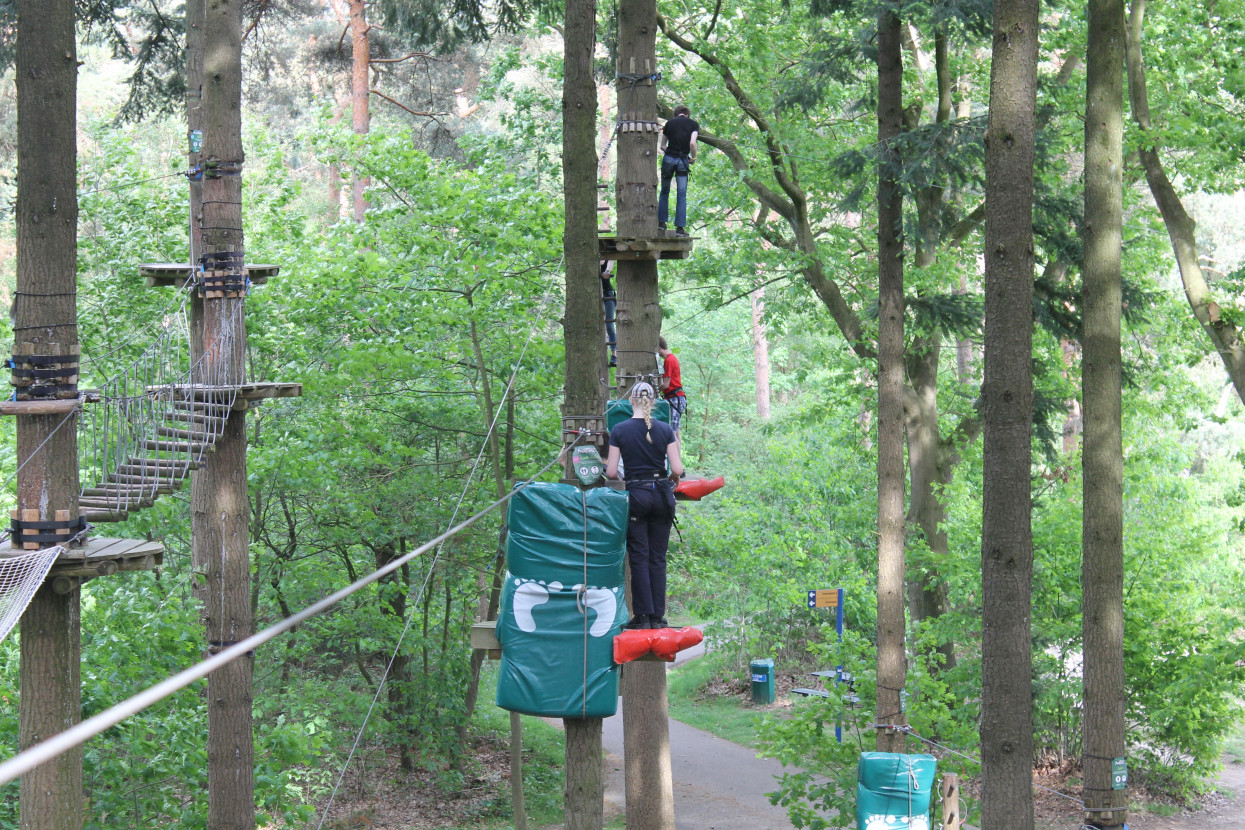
left=750, top=658, right=775, bottom=704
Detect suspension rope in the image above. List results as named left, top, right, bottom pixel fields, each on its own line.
left=0, top=444, right=572, bottom=789
left=314, top=263, right=564, bottom=827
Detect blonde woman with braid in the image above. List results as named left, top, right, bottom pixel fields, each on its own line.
left=605, top=381, right=684, bottom=630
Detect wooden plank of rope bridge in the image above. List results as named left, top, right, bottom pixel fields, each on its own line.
left=47, top=537, right=163, bottom=586
left=138, top=262, right=279, bottom=288
left=144, top=382, right=303, bottom=410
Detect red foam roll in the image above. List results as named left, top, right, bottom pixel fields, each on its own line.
left=674, top=475, right=725, bottom=501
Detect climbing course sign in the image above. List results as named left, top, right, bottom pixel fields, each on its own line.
left=495, top=482, right=629, bottom=718
left=1112, top=757, right=1127, bottom=790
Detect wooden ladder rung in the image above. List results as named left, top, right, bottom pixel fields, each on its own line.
left=156, top=425, right=220, bottom=441
left=135, top=440, right=211, bottom=454
left=107, top=472, right=187, bottom=485
left=122, top=457, right=199, bottom=471
left=162, top=410, right=227, bottom=425
left=80, top=509, right=129, bottom=523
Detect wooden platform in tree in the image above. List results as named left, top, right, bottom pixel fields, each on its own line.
left=145, top=382, right=303, bottom=410
left=41, top=537, right=163, bottom=589
left=139, top=263, right=280, bottom=287
left=599, top=234, right=694, bottom=261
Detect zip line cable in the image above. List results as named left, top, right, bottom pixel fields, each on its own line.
left=0, top=444, right=570, bottom=788
left=315, top=262, right=564, bottom=828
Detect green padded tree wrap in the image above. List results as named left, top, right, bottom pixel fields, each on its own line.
left=855, top=752, right=937, bottom=830
left=496, top=482, right=629, bottom=718
left=605, top=398, right=671, bottom=433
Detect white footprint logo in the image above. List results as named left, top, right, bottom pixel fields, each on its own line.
left=574, top=584, right=620, bottom=637
left=513, top=578, right=562, bottom=632
left=510, top=577, right=619, bottom=637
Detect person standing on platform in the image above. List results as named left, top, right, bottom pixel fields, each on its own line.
left=658, top=336, right=687, bottom=435
left=606, top=382, right=684, bottom=630
left=657, top=105, right=699, bottom=238
left=601, top=260, right=617, bottom=367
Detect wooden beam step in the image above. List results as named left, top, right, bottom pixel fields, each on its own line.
left=79, top=498, right=155, bottom=510
left=84, top=484, right=177, bottom=497
left=80, top=509, right=129, bottom=523
left=107, top=472, right=187, bottom=485
left=156, top=425, right=220, bottom=441
left=122, top=458, right=199, bottom=471
left=135, top=440, right=210, bottom=454
left=162, top=410, right=227, bottom=425
left=170, top=400, right=233, bottom=413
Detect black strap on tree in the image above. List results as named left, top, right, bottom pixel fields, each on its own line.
left=197, top=250, right=248, bottom=297
left=10, top=514, right=87, bottom=545
left=10, top=347, right=80, bottom=400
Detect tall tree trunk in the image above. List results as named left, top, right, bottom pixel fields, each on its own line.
left=981, top=0, right=1039, bottom=827
left=616, top=2, right=674, bottom=828
left=194, top=2, right=254, bottom=827
left=1123, top=0, right=1245, bottom=406
left=562, top=0, right=606, bottom=825
left=15, top=1, right=82, bottom=826
left=750, top=289, right=771, bottom=421
left=1083, top=0, right=1128, bottom=824
left=349, top=0, right=370, bottom=222
left=875, top=0, right=907, bottom=756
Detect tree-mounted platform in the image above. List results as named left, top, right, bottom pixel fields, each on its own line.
left=598, top=234, right=694, bottom=261
left=139, top=263, right=279, bottom=288
left=42, top=537, right=163, bottom=590
left=144, top=381, right=303, bottom=411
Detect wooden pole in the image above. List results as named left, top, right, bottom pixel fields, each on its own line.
left=615, top=1, right=675, bottom=827
left=194, top=2, right=254, bottom=827
left=14, top=0, right=83, bottom=826
left=510, top=711, right=528, bottom=830
left=941, top=773, right=962, bottom=830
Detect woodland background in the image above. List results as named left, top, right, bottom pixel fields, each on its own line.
left=1, top=0, right=1244, bottom=827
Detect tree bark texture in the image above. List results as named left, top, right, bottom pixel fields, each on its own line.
left=15, top=0, right=82, bottom=825
left=614, top=0, right=663, bottom=397
left=187, top=0, right=207, bottom=359
left=1083, top=0, right=1128, bottom=824
left=19, top=584, right=82, bottom=830
left=750, top=289, right=771, bottom=421
left=875, top=0, right=907, bottom=756
left=564, top=0, right=607, bottom=427
left=194, top=2, right=254, bottom=827
left=1123, top=0, right=1245, bottom=407
left=616, top=4, right=674, bottom=828
left=981, top=0, right=1039, bottom=827
left=561, top=0, right=606, bottom=824
left=564, top=718, right=604, bottom=830
left=349, top=0, right=370, bottom=222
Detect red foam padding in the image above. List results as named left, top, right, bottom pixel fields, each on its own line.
left=613, top=626, right=704, bottom=664
left=674, top=475, right=725, bottom=501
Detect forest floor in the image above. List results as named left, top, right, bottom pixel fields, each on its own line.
left=310, top=659, right=1244, bottom=829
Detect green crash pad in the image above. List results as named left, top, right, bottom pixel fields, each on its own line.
left=605, top=398, right=671, bottom=433
left=496, top=482, right=629, bottom=718
left=856, top=752, right=937, bottom=830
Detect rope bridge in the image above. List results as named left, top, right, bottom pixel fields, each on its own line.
left=77, top=288, right=242, bottom=523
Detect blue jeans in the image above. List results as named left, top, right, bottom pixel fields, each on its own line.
left=658, top=154, right=690, bottom=228
left=603, top=293, right=617, bottom=357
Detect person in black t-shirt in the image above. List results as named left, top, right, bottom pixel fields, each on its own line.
left=606, top=381, right=685, bottom=629
left=658, top=105, right=700, bottom=237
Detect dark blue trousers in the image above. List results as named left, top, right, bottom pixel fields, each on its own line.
left=626, top=480, right=676, bottom=618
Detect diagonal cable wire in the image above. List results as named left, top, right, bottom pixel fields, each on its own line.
left=314, top=263, right=565, bottom=828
